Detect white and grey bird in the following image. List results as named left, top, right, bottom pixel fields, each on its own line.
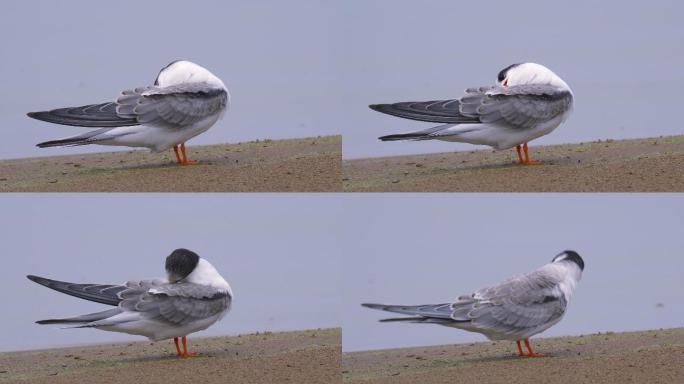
left=27, top=248, right=232, bottom=357
left=362, top=250, right=584, bottom=357
left=372, top=63, right=573, bottom=165
left=28, top=60, right=230, bottom=165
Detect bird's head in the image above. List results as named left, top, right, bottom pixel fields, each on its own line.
left=551, top=250, right=585, bottom=271
left=497, top=62, right=570, bottom=90
left=165, top=248, right=200, bottom=283
left=154, top=60, right=226, bottom=89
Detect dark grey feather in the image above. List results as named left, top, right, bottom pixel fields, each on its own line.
left=27, top=275, right=126, bottom=306
left=27, top=102, right=139, bottom=128
left=36, top=308, right=122, bottom=325
left=35, top=128, right=126, bottom=148
left=370, top=100, right=480, bottom=124
left=362, top=302, right=455, bottom=319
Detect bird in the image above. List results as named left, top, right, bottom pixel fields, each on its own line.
left=27, top=248, right=232, bottom=357
left=27, top=60, right=230, bottom=165
left=371, top=63, right=573, bottom=165
left=362, top=250, right=584, bottom=357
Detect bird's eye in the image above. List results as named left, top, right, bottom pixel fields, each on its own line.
left=503, top=79, right=508, bottom=87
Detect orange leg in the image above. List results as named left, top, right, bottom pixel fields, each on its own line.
left=173, top=145, right=182, bottom=164
left=180, top=336, right=198, bottom=357
left=179, top=143, right=199, bottom=165
left=515, top=144, right=524, bottom=164
left=515, top=340, right=525, bottom=356
left=523, top=339, right=545, bottom=357
left=521, top=143, right=543, bottom=165
left=173, top=337, right=182, bottom=356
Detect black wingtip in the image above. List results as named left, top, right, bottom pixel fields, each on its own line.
left=35, top=138, right=88, bottom=148
left=27, top=275, right=54, bottom=287
left=378, top=317, right=423, bottom=322
left=27, top=275, right=42, bottom=283
left=378, top=132, right=428, bottom=142
left=27, top=111, right=55, bottom=123
left=378, top=135, right=398, bottom=141
left=36, top=141, right=53, bottom=148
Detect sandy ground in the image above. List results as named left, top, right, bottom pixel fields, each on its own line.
left=0, top=328, right=340, bottom=384
left=344, top=136, right=684, bottom=192
left=343, top=328, right=684, bottom=383
left=0, top=136, right=341, bottom=192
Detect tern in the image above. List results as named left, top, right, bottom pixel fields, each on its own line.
left=28, top=60, right=229, bottom=165
left=27, top=248, right=232, bottom=357
left=371, top=63, right=573, bottom=165
left=362, top=250, right=584, bottom=357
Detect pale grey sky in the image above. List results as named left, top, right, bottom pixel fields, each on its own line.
left=0, top=195, right=341, bottom=352
left=342, top=195, right=684, bottom=351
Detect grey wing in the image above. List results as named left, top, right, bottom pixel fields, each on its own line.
left=116, top=83, right=228, bottom=129
left=369, top=100, right=480, bottom=124
left=119, top=282, right=231, bottom=325
left=27, top=275, right=127, bottom=306
left=27, top=102, right=139, bottom=127
left=460, top=84, right=573, bottom=129
left=456, top=272, right=567, bottom=334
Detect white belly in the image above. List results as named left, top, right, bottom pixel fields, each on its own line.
left=433, top=112, right=568, bottom=150
left=95, top=112, right=223, bottom=152
left=98, top=311, right=227, bottom=341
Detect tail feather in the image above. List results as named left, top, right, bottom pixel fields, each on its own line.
left=36, top=128, right=116, bottom=148
left=378, top=317, right=462, bottom=325
left=27, top=102, right=139, bottom=128
left=378, top=132, right=433, bottom=141
left=36, top=308, right=122, bottom=325
left=361, top=302, right=455, bottom=319
left=378, top=125, right=452, bottom=142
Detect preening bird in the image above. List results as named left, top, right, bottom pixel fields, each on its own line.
left=362, top=250, right=584, bottom=357
left=27, top=248, right=232, bottom=357
left=27, top=61, right=230, bottom=165
left=371, top=63, right=573, bottom=165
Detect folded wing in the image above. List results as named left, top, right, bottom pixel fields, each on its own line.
left=118, top=282, right=231, bottom=326
left=371, top=84, right=572, bottom=130
left=28, top=83, right=228, bottom=129
left=454, top=272, right=567, bottom=335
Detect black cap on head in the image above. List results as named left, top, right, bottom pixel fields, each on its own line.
left=552, top=250, right=584, bottom=271
left=165, top=248, right=200, bottom=282
left=497, top=63, right=521, bottom=82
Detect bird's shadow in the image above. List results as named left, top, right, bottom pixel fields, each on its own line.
left=445, top=349, right=572, bottom=366
left=88, top=349, right=235, bottom=366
